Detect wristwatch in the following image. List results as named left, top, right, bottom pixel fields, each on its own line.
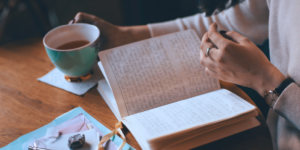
left=264, top=78, right=294, bottom=108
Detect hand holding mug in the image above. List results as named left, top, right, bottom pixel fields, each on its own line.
left=69, top=12, right=151, bottom=50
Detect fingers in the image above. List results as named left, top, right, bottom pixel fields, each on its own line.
left=200, top=29, right=228, bottom=80
left=201, top=32, right=214, bottom=47
left=200, top=33, right=219, bottom=61
left=205, top=67, right=229, bottom=82
left=68, top=19, right=74, bottom=25
left=207, top=23, right=234, bottom=49
left=205, top=67, right=219, bottom=78
left=74, top=12, right=97, bottom=23
left=200, top=48, right=218, bottom=71
left=200, top=39, right=228, bottom=79
left=68, top=12, right=99, bottom=24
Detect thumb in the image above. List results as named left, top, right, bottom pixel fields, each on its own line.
left=73, top=12, right=114, bottom=31
left=68, top=19, right=74, bottom=25
left=74, top=12, right=97, bottom=24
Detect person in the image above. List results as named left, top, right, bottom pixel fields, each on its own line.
left=70, top=0, right=300, bottom=149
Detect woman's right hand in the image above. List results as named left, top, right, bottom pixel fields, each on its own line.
left=69, top=12, right=151, bottom=50
left=199, top=23, right=286, bottom=96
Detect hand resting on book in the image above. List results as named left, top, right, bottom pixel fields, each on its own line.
left=199, top=23, right=286, bottom=96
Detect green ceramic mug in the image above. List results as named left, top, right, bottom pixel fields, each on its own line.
left=43, top=23, right=100, bottom=77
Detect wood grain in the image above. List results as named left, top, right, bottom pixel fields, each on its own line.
left=0, top=38, right=272, bottom=149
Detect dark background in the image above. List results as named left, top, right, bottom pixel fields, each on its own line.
left=0, top=0, right=200, bottom=45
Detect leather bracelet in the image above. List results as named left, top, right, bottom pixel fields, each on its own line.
left=275, top=78, right=294, bottom=95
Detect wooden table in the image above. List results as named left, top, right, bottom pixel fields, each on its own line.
left=0, top=38, right=273, bottom=150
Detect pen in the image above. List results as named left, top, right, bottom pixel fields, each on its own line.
left=219, top=30, right=236, bottom=42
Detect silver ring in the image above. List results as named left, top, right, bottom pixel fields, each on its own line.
left=206, top=47, right=212, bottom=57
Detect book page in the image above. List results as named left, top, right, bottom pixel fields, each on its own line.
left=123, top=89, right=256, bottom=140
left=164, top=117, right=260, bottom=150
left=99, top=30, right=220, bottom=118
left=97, top=79, right=122, bottom=121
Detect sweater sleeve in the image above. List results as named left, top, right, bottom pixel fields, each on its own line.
left=148, top=0, right=269, bottom=45
left=273, top=83, right=300, bottom=130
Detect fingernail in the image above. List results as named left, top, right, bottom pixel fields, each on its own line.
left=71, top=19, right=74, bottom=24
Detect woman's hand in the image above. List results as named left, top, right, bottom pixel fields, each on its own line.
left=200, top=23, right=286, bottom=96
left=69, top=12, right=151, bottom=50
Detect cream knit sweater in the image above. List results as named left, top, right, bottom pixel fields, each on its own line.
left=148, top=0, right=300, bottom=149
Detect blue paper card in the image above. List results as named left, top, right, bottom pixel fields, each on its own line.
left=0, top=107, right=135, bottom=150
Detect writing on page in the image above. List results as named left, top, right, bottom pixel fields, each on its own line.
left=105, top=30, right=220, bottom=115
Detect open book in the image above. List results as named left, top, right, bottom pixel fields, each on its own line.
left=97, top=30, right=260, bottom=150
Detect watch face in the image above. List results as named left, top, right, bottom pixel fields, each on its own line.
left=265, top=91, right=279, bottom=107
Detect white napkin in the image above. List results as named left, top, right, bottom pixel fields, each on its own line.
left=38, top=64, right=103, bottom=95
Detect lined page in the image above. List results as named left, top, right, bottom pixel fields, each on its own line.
left=99, top=30, right=220, bottom=118
left=123, top=89, right=256, bottom=140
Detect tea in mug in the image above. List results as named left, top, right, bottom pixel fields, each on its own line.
left=56, top=40, right=90, bottom=50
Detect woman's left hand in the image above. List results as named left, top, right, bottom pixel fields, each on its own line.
left=200, top=23, right=286, bottom=96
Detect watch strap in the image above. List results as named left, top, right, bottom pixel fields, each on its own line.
left=264, top=78, right=294, bottom=108
left=275, top=78, right=294, bottom=95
